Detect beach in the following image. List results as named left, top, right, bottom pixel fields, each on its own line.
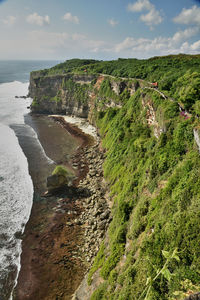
left=14, top=115, right=95, bottom=300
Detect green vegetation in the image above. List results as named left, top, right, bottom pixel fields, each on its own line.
left=35, top=55, right=200, bottom=101
left=31, top=97, right=39, bottom=107
left=87, top=56, right=200, bottom=299
left=33, top=54, right=200, bottom=299
left=173, top=71, right=200, bottom=110
left=88, top=243, right=106, bottom=285
left=62, top=78, right=90, bottom=104
left=31, top=58, right=100, bottom=77
left=52, top=165, right=74, bottom=178
left=50, top=91, right=62, bottom=102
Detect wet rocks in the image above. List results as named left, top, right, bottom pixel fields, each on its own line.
left=46, top=167, right=76, bottom=193
left=46, top=174, right=69, bottom=193
left=72, top=141, right=111, bottom=268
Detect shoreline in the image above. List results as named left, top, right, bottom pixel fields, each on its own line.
left=14, top=114, right=110, bottom=300
left=50, top=115, right=98, bottom=139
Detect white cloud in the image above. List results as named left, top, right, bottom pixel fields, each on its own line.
left=63, top=12, right=79, bottom=24
left=108, top=18, right=119, bottom=27
left=115, top=37, right=149, bottom=52
left=26, top=30, right=106, bottom=54
left=127, top=0, right=163, bottom=28
left=3, top=15, right=16, bottom=26
left=127, top=0, right=153, bottom=12
left=179, top=40, right=200, bottom=53
left=140, top=8, right=163, bottom=28
left=23, top=27, right=199, bottom=59
left=114, top=27, right=200, bottom=57
left=71, top=33, right=86, bottom=41
left=172, top=27, right=199, bottom=44
left=29, top=30, right=70, bottom=48
left=191, top=40, right=200, bottom=51
left=173, top=5, right=200, bottom=26
left=0, top=24, right=109, bottom=59
left=26, top=13, right=50, bottom=26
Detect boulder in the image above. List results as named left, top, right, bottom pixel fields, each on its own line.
left=47, top=174, right=68, bottom=192
left=46, top=165, right=76, bottom=193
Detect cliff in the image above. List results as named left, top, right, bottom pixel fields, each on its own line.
left=29, top=56, right=200, bottom=300
left=29, top=73, right=97, bottom=117
left=29, top=72, right=141, bottom=119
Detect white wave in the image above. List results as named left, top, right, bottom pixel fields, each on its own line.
left=0, top=124, right=33, bottom=299
left=0, top=81, right=31, bottom=126
left=12, top=123, right=55, bottom=165
left=0, top=80, right=56, bottom=298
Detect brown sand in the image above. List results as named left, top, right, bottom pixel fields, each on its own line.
left=14, top=116, right=94, bottom=300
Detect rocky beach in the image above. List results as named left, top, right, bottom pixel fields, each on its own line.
left=14, top=115, right=111, bottom=300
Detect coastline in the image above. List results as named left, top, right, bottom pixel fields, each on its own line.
left=50, top=115, right=98, bottom=139
left=14, top=114, right=110, bottom=300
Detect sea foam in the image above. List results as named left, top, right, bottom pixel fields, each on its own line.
left=0, top=81, right=33, bottom=299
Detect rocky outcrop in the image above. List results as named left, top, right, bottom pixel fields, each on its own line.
left=71, top=141, right=111, bottom=263
left=46, top=173, right=74, bottom=193
left=29, top=73, right=97, bottom=117
left=71, top=141, right=111, bottom=300
left=142, top=96, right=165, bottom=139
left=46, top=164, right=76, bottom=193
left=193, top=128, right=200, bottom=153
left=29, top=73, right=141, bottom=119
left=184, top=293, right=200, bottom=300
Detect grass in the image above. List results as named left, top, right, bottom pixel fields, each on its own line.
left=88, top=75, right=200, bottom=299
left=30, top=55, right=200, bottom=299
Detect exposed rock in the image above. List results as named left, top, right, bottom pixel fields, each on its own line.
left=98, top=220, right=107, bottom=230
left=194, top=128, right=200, bottom=153
left=184, top=293, right=200, bottom=300
left=100, top=210, right=110, bottom=220
left=46, top=174, right=68, bottom=192
left=68, top=138, right=111, bottom=278
left=29, top=73, right=97, bottom=117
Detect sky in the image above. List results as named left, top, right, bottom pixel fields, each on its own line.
left=0, top=0, right=200, bottom=60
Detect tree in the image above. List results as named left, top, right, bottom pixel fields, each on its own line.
left=173, top=71, right=200, bottom=110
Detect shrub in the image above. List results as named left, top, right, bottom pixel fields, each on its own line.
left=52, top=165, right=74, bottom=178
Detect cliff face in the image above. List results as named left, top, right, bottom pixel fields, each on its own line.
left=28, top=69, right=200, bottom=300
left=29, top=73, right=97, bottom=117
left=29, top=73, right=140, bottom=119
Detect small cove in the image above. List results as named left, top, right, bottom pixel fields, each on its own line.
left=14, top=114, right=90, bottom=300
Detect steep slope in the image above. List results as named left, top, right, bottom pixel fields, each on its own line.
left=29, top=56, right=200, bottom=300
left=29, top=73, right=97, bottom=117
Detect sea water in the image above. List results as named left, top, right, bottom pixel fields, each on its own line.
left=0, top=61, right=58, bottom=300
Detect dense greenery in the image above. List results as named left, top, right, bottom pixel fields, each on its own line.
left=34, top=54, right=200, bottom=299
left=31, top=58, right=100, bottom=77
left=61, top=78, right=90, bottom=104
left=173, top=71, right=200, bottom=110
left=86, top=58, right=200, bottom=299
left=34, top=54, right=200, bottom=112
left=36, top=55, right=200, bottom=105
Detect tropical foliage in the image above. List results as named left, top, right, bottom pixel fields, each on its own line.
left=35, top=54, right=200, bottom=299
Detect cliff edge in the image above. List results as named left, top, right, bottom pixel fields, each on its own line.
left=28, top=56, right=200, bottom=300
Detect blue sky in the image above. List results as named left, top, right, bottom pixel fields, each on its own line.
left=0, top=0, right=200, bottom=60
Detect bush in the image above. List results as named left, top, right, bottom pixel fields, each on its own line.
left=52, top=165, right=74, bottom=178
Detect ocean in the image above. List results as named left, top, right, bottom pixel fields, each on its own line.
left=0, top=60, right=60, bottom=300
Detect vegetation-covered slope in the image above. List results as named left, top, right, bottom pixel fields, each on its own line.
left=30, top=55, right=200, bottom=299
left=89, top=86, right=200, bottom=300
left=35, top=54, right=200, bottom=101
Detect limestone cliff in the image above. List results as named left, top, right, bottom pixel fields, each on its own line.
left=29, top=73, right=140, bottom=119
left=29, top=73, right=97, bottom=117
